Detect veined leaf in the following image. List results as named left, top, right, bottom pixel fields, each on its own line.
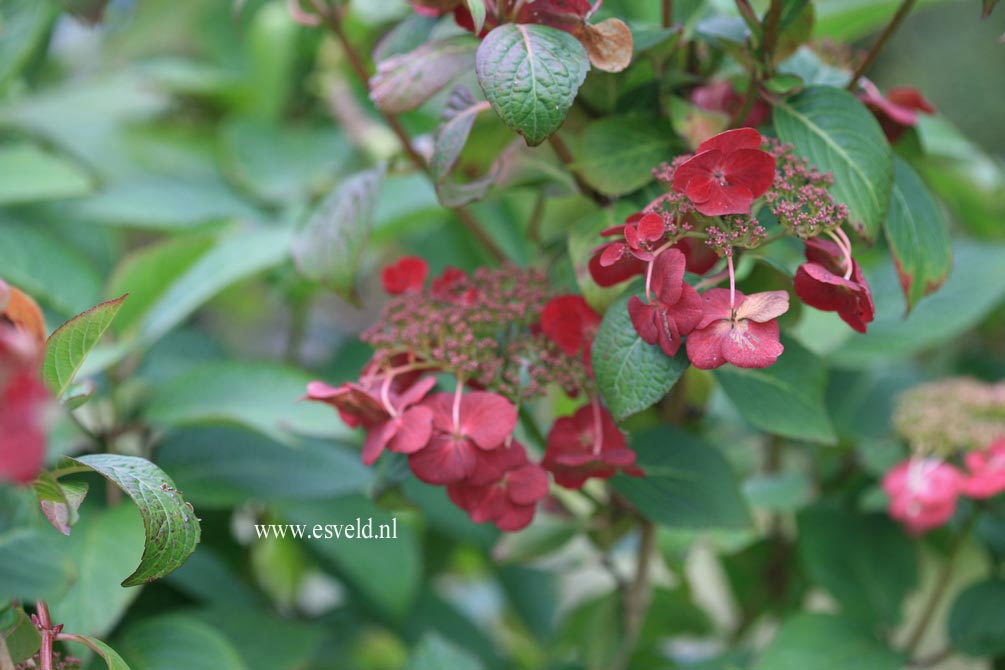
left=432, top=87, right=496, bottom=207
left=370, top=36, right=478, bottom=114
left=42, top=295, right=127, bottom=398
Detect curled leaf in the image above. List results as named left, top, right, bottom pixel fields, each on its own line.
left=575, top=18, right=634, bottom=73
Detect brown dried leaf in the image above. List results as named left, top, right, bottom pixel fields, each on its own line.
left=575, top=18, right=634, bottom=73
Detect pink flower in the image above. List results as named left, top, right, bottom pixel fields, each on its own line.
left=794, top=237, right=875, bottom=333
left=381, top=256, right=428, bottom=295
left=447, top=441, right=550, bottom=531
left=306, top=375, right=436, bottom=466
left=408, top=391, right=517, bottom=485
left=540, top=295, right=601, bottom=360
left=883, top=458, right=963, bottom=535
left=672, top=129, right=776, bottom=217
left=685, top=289, right=789, bottom=369
left=858, top=80, right=936, bottom=144
left=628, top=249, right=704, bottom=357
left=542, top=404, right=643, bottom=489
left=960, top=438, right=1005, bottom=499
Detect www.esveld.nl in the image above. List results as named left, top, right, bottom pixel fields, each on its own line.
left=254, top=517, right=398, bottom=540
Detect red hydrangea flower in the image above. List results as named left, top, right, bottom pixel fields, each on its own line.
left=883, top=458, right=963, bottom=535
left=794, top=237, right=875, bottom=333
left=0, top=281, right=49, bottom=485
left=540, top=295, right=601, bottom=360
left=408, top=391, right=517, bottom=485
left=858, top=80, right=936, bottom=144
left=542, top=404, right=643, bottom=489
left=672, top=128, right=776, bottom=217
left=628, top=249, right=704, bottom=357
left=447, top=441, right=550, bottom=531
left=960, top=438, right=1005, bottom=499
left=690, top=80, right=770, bottom=128
left=686, top=289, right=789, bottom=369
left=381, top=256, right=428, bottom=295
left=306, top=375, right=435, bottom=466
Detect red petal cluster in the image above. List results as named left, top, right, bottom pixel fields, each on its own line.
left=672, top=129, right=776, bottom=217
left=960, top=438, right=1005, bottom=499
left=858, top=80, right=936, bottom=144
left=882, top=458, right=963, bottom=535
left=685, top=289, right=789, bottom=370
left=540, top=295, right=600, bottom=363
left=409, top=0, right=594, bottom=37
left=542, top=404, right=643, bottom=489
left=448, top=441, right=550, bottom=531
left=794, top=237, right=875, bottom=333
left=627, top=249, right=704, bottom=358
left=381, top=256, right=428, bottom=295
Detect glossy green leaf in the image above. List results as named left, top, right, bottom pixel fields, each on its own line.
left=42, top=295, right=127, bottom=398
left=67, top=455, right=201, bottom=587
left=714, top=335, right=837, bottom=444
left=774, top=86, right=893, bottom=242
left=882, top=157, right=953, bottom=313
left=592, top=293, right=689, bottom=421
left=573, top=117, right=673, bottom=196
left=758, top=613, right=904, bottom=670
left=797, top=506, right=917, bottom=629
left=948, top=578, right=1005, bottom=656
left=115, top=615, right=246, bottom=670
left=292, top=167, right=385, bottom=303
left=612, top=427, right=751, bottom=529
left=146, top=362, right=351, bottom=445
left=0, top=143, right=93, bottom=205
left=475, top=24, right=590, bottom=146
left=370, top=36, right=477, bottom=114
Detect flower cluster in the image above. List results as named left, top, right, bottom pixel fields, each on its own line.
left=794, top=237, right=875, bottom=333
left=0, top=279, right=49, bottom=486
left=16, top=651, right=81, bottom=670
left=764, top=140, right=849, bottom=240
left=308, top=259, right=642, bottom=531
left=893, top=378, right=1005, bottom=455
left=883, top=438, right=1005, bottom=534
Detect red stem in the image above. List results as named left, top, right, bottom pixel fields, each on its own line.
left=35, top=601, right=54, bottom=670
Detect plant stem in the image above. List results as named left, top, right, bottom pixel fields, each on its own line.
left=760, top=0, right=784, bottom=67
left=614, top=519, right=656, bottom=669
left=319, top=6, right=507, bottom=263
left=662, top=0, right=673, bottom=27
left=905, top=508, right=980, bottom=657
left=847, top=0, right=918, bottom=90
left=35, top=601, right=53, bottom=670
left=548, top=133, right=612, bottom=206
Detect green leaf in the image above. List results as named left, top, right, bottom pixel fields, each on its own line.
left=281, top=496, right=422, bottom=619
left=292, top=167, right=385, bottom=303
left=191, top=607, right=325, bottom=670
left=773, top=86, right=893, bottom=242
left=0, top=219, right=103, bottom=316
left=370, top=36, right=478, bottom=114
left=0, top=528, right=75, bottom=601
left=0, top=0, right=58, bottom=94
left=431, top=87, right=496, bottom=207
left=475, top=23, right=590, bottom=147
left=743, top=471, right=813, bottom=511
left=948, top=578, right=1005, bottom=656
left=33, top=474, right=88, bottom=536
left=42, top=295, right=127, bottom=398
left=714, top=335, right=837, bottom=444
left=592, top=293, right=689, bottom=421
left=573, top=117, right=673, bottom=197
left=797, top=505, right=917, bottom=629
left=63, top=635, right=132, bottom=670
left=410, top=633, right=485, bottom=670
left=882, top=157, right=952, bottom=313
left=757, top=613, right=904, bottom=670
left=814, top=0, right=958, bottom=41
left=611, top=427, right=751, bottom=529
left=114, top=615, right=246, bottom=670
left=830, top=242, right=1005, bottom=366
left=49, top=505, right=144, bottom=638
left=1, top=607, right=41, bottom=664
left=67, top=455, right=201, bottom=587
left=146, top=362, right=352, bottom=446
left=157, top=427, right=372, bottom=507
left=0, top=143, right=93, bottom=205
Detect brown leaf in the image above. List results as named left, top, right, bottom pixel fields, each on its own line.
left=574, top=18, right=634, bottom=73
left=0, top=280, right=46, bottom=346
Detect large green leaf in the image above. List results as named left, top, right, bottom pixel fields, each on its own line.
left=592, top=293, right=689, bottom=421
left=714, top=335, right=837, bottom=444
left=774, top=86, right=893, bottom=242
left=475, top=23, right=590, bottom=146
left=115, top=615, right=246, bottom=670
left=0, top=143, right=94, bottom=205
left=882, top=157, right=952, bottom=313
left=49, top=504, right=144, bottom=638
left=42, top=295, right=127, bottom=398
left=797, top=505, right=917, bottom=629
left=831, top=242, right=1005, bottom=366
left=146, top=362, right=352, bottom=445
left=370, top=36, right=478, bottom=114
left=757, top=613, right=904, bottom=670
left=0, top=528, right=75, bottom=601
left=292, top=167, right=384, bottom=303
left=573, top=117, right=673, bottom=197
left=66, top=455, right=201, bottom=587
left=282, top=496, right=422, bottom=619
left=157, top=427, right=372, bottom=507
left=948, top=578, right=1005, bottom=657
left=611, top=427, right=751, bottom=529
left=191, top=607, right=324, bottom=670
